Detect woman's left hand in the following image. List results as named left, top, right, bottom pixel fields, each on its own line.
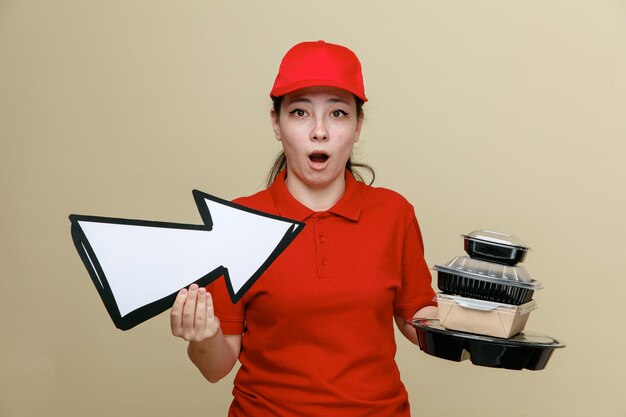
left=413, top=305, right=438, bottom=319
left=395, top=305, right=439, bottom=345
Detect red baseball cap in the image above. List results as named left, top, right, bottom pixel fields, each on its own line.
left=270, top=40, right=367, bottom=102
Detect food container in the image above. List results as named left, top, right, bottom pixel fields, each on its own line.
left=434, top=256, right=542, bottom=305
left=411, top=318, right=565, bottom=371
left=463, top=229, right=529, bottom=266
left=436, top=293, right=537, bottom=338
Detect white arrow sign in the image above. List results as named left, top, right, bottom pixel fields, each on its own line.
left=69, top=190, right=304, bottom=330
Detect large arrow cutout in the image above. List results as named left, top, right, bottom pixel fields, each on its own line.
left=69, top=190, right=304, bottom=330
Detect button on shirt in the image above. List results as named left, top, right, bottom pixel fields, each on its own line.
left=207, top=170, right=436, bottom=417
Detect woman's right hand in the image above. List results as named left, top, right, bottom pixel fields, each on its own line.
left=170, top=283, right=220, bottom=343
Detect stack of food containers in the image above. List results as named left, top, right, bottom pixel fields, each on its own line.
left=411, top=229, right=565, bottom=370
left=433, top=230, right=542, bottom=338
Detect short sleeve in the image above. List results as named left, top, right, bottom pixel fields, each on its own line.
left=393, top=213, right=437, bottom=320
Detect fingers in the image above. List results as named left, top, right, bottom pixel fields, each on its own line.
left=170, top=288, right=188, bottom=336
left=206, top=291, right=214, bottom=321
left=171, top=283, right=219, bottom=342
left=181, top=284, right=199, bottom=338
left=205, top=291, right=220, bottom=337
left=194, top=286, right=207, bottom=335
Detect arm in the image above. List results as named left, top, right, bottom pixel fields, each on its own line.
left=171, top=284, right=241, bottom=383
left=394, top=210, right=438, bottom=345
left=394, top=305, right=438, bottom=345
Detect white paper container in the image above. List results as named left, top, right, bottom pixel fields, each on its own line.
left=437, top=293, right=537, bottom=338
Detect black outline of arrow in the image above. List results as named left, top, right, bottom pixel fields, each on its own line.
left=69, top=190, right=304, bottom=330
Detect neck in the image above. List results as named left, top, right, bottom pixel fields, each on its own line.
left=285, top=172, right=346, bottom=212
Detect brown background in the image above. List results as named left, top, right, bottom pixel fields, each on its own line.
left=1, top=1, right=625, bottom=416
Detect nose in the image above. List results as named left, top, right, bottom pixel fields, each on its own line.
left=311, top=117, right=329, bottom=141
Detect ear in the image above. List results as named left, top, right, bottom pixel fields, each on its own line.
left=270, top=108, right=281, bottom=141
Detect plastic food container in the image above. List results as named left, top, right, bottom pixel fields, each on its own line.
left=437, top=293, right=537, bottom=338
left=463, top=229, right=529, bottom=266
left=434, top=256, right=542, bottom=305
left=411, top=318, right=565, bottom=371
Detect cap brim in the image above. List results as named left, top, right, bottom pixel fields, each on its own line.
left=271, top=79, right=368, bottom=102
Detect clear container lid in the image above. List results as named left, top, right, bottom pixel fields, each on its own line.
left=433, top=256, right=543, bottom=290
left=436, top=293, right=538, bottom=314
left=463, top=229, right=529, bottom=250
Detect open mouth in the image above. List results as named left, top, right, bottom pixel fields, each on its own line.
left=308, top=152, right=329, bottom=163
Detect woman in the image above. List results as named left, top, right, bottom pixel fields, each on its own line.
left=171, top=40, right=437, bottom=417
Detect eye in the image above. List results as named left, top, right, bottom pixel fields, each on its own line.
left=331, top=109, right=348, bottom=118
left=289, top=109, right=307, bottom=117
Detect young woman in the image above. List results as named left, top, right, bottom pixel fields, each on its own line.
left=170, top=40, right=437, bottom=417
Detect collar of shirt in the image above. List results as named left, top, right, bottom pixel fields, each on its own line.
left=269, top=169, right=363, bottom=222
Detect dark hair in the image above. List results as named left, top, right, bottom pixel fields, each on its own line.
left=266, top=95, right=375, bottom=187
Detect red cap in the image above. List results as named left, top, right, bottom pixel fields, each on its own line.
left=270, top=40, right=367, bottom=102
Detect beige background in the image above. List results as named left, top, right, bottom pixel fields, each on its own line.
left=1, top=1, right=625, bottom=416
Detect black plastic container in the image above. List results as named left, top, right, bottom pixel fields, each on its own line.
left=434, top=256, right=542, bottom=305
left=411, top=319, right=564, bottom=371
left=463, top=230, right=529, bottom=266
left=437, top=270, right=535, bottom=305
